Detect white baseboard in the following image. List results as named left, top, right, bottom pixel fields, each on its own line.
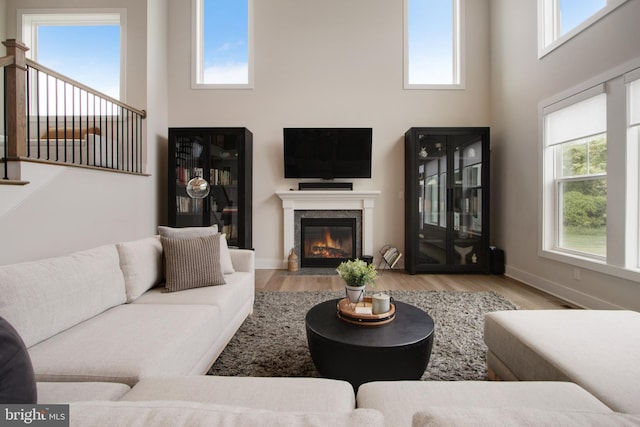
left=256, top=258, right=286, bottom=270
left=505, top=265, right=625, bottom=310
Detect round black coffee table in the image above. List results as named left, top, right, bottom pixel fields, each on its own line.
left=305, top=298, right=434, bottom=390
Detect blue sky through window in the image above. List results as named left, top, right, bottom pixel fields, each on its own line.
left=37, top=25, right=120, bottom=99
left=202, top=0, right=249, bottom=84
left=559, top=0, right=606, bottom=35
left=33, top=1, right=608, bottom=91
left=407, top=0, right=455, bottom=85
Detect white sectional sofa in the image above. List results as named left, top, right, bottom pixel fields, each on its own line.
left=2, top=234, right=640, bottom=426
left=355, top=309, right=640, bottom=427
left=0, top=234, right=255, bottom=388
left=0, top=233, right=379, bottom=426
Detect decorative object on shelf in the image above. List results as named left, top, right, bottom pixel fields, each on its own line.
left=287, top=248, right=298, bottom=272
left=186, top=168, right=210, bottom=199
left=336, top=259, right=378, bottom=304
left=454, top=244, right=474, bottom=265
left=192, top=142, right=203, bottom=158
left=336, top=296, right=396, bottom=326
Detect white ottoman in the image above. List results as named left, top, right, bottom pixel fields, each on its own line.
left=484, top=310, right=640, bottom=413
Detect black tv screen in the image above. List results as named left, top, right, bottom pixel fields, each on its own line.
left=283, top=128, right=372, bottom=179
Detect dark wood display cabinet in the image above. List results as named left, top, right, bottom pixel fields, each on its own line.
left=404, top=127, right=490, bottom=274
left=168, top=127, right=252, bottom=249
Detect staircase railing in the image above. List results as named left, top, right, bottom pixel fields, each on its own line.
left=1, top=39, right=146, bottom=182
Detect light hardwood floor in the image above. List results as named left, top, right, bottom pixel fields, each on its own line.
left=256, top=269, right=578, bottom=310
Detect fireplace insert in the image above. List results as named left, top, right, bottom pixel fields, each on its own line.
left=300, top=217, right=357, bottom=267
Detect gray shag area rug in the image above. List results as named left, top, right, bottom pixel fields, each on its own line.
left=208, top=290, right=518, bottom=381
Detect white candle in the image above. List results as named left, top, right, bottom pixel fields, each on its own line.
left=372, top=292, right=391, bottom=314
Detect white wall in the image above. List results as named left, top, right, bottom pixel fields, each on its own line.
left=2, top=0, right=638, bottom=310
left=490, top=0, right=640, bottom=310
left=167, top=0, right=492, bottom=268
left=0, top=0, right=5, bottom=44
left=146, top=0, right=169, bottom=226
left=0, top=0, right=162, bottom=265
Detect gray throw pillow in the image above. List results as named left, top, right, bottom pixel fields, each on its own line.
left=0, top=316, right=37, bottom=404
left=158, top=225, right=235, bottom=274
left=160, top=234, right=226, bottom=292
left=157, top=225, right=218, bottom=239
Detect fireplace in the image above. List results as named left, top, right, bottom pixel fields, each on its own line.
left=276, top=190, right=380, bottom=269
left=301, top=218, right=356, bottom=267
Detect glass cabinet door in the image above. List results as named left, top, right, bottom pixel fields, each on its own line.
left=209, top=132, right=240, bottom=246
left=168, top=127, right=253, bottom=249
left=405, top=127, right=489, bottom=274
left=173, top=133, right=210, bottom=227
left=451, top=134, right=484, bottom=266
left=417, top=134, right=448, bottom=266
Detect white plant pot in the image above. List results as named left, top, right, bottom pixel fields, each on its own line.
left=345, top=284, right=365, bottom=304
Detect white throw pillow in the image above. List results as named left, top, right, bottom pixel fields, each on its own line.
left=116, top=236, right=163, bottom=302
left=219, top=234, right=235, bottom=275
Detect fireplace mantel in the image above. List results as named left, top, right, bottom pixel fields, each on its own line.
left=276, top=190, right=381, bottom=268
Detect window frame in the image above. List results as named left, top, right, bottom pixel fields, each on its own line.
left=542, top=86, right=608, bottom=261
left=191, top=0, right=254, bottom=90
left=539, top=58, right=640, bottom=282
left=537, top=0, right=629, bottom=59
left=403, top=0, right=465, bottom=90
left=19, top=9, right=126, bottom=101
left=625, top=69, right=640, bottom=269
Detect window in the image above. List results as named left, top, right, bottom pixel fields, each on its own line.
left=558, top=0, right=606, bottom=36
left=538, top=0, right=629, bottom=57
left=192, top=0, right=253, bottom=88
left=554, top=135, right=607, bottom=257
left=21, top=12, right=123, bottom=100
left=543, top=89, right=607, bottom=259
left=540, top=60, right=640, bottom=281
left=404, top=0, right=464, bottom=89
left=627, top=72, right=640, bottom=267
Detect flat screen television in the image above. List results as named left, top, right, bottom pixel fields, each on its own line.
left=283, top=128, right=372, bottom=179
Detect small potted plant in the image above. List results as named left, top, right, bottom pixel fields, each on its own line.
left=336, top=258, right=378, bottom=303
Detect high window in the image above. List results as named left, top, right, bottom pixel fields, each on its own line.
left=404, top=0, right=464, bottom=89
left=192, top=0, right=253, bottom=88
left=538, top=0, right=629, bottom=57
left=21, top=12, right=123, bottom=100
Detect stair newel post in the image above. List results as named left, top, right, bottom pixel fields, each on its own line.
left=3, top=39, right=29, bottom=179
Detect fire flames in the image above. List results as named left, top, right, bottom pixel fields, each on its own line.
left=305, top=227, right=350, bottom=258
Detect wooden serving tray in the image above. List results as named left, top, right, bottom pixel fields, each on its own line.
left=336, top=297, right=396, bottom=326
